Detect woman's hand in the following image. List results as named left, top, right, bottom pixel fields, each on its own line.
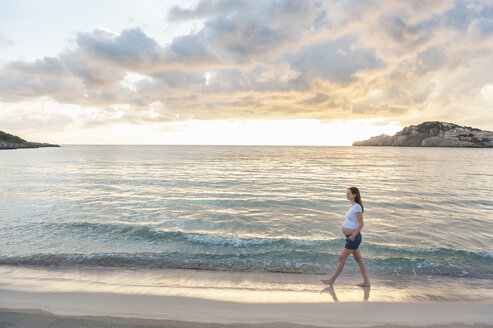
left=348, top=234, right=356, bottom=241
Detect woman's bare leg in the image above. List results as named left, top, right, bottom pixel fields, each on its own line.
left=352, top=247, right=370, bottom=287
left=321, top=248, right=353, bottom=285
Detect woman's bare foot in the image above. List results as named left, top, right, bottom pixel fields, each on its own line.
left=356, top=282, right=371, bottom=287
left=320, top=278, right=335, bottom=285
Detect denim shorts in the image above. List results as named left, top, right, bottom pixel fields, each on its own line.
left=345, top=232, right=362, bottom=250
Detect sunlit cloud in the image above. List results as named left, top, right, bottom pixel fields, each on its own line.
left=0, top=0, right=492, bottom=144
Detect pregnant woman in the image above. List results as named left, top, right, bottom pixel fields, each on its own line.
left=321, top=187, right=371, bottom=287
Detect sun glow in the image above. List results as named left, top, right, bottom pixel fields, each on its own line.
left=2, top=98, right=401, bottom=145
left=157, top=119, right=402, bottom=146
left=42, top=118, right=402, bottom=146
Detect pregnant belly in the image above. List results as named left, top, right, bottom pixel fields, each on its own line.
left=342, top=226, right=356, bottom=235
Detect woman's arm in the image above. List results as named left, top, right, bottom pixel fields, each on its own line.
left=349, top=212, right=364, bottom=240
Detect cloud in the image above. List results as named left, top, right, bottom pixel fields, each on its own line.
left=62, top=52, right=126, bottom=88
left=300, top=93, right=330, bottom=105
left=468, top=17, right=493, bottom=37
left=152, top=70, right=206, bottom=89
left=205, top=16, right=291, bottom=62
left=166, top=32, right=219, bottom=66
left=443, top=0, right=480, bottom=31
left=1, top=0, right=493, bottom=132
left=416, top=46, right=447, bottom=74
left=76, top=28, right=166, bottom=71
left=167, top=0, right=322, bottom=66
left=352, top=103, right=408, bottom=115
left=0, top=29, right=155, bottom=98
left=168, top=0, right=251, bottom=20
left=7, top=57, right=64, bottom=75
left=380, top=16, right=436, bottom=49
left=287, top=36, right=383, bottom=84
left=0, top=101, right=74, bottom=132
left=0, top=69, right=84, bottom=102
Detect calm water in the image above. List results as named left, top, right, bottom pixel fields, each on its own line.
left=0, top=145, right=492, bottom=279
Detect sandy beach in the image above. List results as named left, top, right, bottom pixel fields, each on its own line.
left=1, top=307, right=492, bottom=328
left=1, top=290, right=492, bottom=328
left=0, top=265, right=492, bottom=327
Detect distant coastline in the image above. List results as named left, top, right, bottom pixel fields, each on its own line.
left=0, top=131, right=59, bottom=150
left=353, top=121, right=493, bottom=148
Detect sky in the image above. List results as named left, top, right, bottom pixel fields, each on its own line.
left=0, top=0, right=492, bottom=145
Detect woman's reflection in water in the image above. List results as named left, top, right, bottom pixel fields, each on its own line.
left=321, top=285, right=370, bottom=302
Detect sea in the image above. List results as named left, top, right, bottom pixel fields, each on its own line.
left=0, top=145, right=492, bottom=288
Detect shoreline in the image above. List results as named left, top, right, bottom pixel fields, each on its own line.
left=0, top=265, right=492, bottom=327
left=0, top=141, right=59, bottom=150
left=1, top=265, right=492, bottom=303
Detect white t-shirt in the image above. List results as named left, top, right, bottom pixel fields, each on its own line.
left=343, top=203, right=362, bottom=229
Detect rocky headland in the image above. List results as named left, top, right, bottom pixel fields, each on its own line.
left=0, top=131, right=60, bottom=150
left=353, top=121, right=493, bottom=148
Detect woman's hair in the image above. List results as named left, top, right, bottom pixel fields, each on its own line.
left=348, top=187, right=364, bottom=212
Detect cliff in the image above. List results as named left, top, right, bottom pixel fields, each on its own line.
left=353, top=121, right=493, bottom=148
left=0, top=131, right=60, bottom=150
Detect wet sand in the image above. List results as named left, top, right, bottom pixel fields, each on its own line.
left=0, top=265, right=492, bottom=327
